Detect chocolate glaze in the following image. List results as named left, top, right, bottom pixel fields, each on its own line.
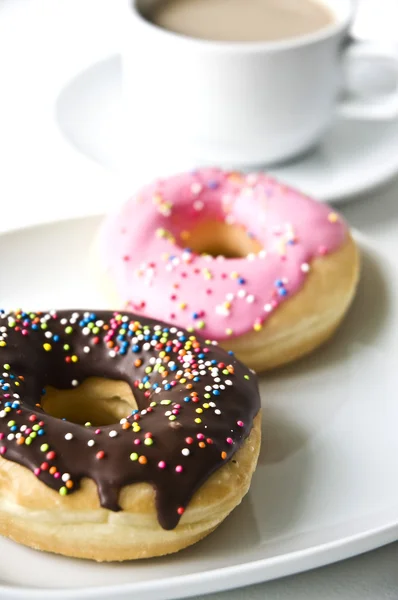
left=0, top=310, right=260, bottom=529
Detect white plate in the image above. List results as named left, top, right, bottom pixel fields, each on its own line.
left=1, top=217, right=398, bottom=600
left=55, top=54, right=398, bottom=204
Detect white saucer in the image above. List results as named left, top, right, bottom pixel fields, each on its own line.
left=56, top=54, right=398, bottom=204
left=1, top=217, right=398, bottom=600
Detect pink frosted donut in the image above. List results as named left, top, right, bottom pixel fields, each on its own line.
left=96, top=169, right=359, bottom=371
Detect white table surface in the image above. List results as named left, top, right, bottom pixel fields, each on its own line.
left=1, top=0, right=398, bottom=598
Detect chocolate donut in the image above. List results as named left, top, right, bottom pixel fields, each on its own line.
left=0, top=309, right=261, bottom=560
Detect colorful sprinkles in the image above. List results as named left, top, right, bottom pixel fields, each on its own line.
left=101, top=168, right=347, bottom=340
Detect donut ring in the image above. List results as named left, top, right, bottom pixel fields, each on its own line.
left=0, top=309, right=260, bottom=561
left=96, top=168, right=359, bottom=371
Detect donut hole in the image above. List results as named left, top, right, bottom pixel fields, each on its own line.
left=41, top=378, right=137, bottom=426
left=185, top=220, right=263, bottom=259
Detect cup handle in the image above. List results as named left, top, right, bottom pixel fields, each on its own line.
left=337, top=41, right=398, bottom=120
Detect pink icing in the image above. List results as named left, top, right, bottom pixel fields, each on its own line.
left=99, top=168, right=348, bottom=340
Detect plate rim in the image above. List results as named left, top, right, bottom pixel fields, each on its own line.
left=1, top=518, right=398, bottom=599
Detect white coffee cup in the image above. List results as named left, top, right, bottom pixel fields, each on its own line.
left=123, top=0, right=398, bottom=166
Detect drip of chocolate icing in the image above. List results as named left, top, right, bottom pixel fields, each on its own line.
left=0, top=310, right=260, bottom=529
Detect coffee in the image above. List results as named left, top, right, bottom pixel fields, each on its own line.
left=148, top=0, right=334, bottom=43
